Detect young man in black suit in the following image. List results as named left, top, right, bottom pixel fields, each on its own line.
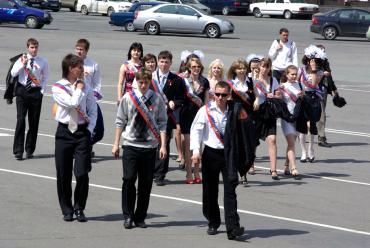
left=152, top=50, right=186, bottom=186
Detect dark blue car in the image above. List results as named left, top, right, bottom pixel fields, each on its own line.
left=20, top=0, right=61, bottom=12
left=198, top=0, right=250, bottom=15
left=0, top=0, right=53, bottom=28
left=109, top=1, right=163, bottom=32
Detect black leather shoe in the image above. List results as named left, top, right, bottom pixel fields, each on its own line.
left=155, top=179, right=165, bottom=186
left=74, top=210, right=87, bottom=222
left=227, top=226, right=245, bottom=240
left=124, top=218, right=134, bottom=229
left=135, top=221, right=147, bottom=228
left=318, top=141, right=332, bottom=148
left=63, top=213, right=74, bottom=222
left=26, top=153, right=34, bottom=159
left=207, top=227, right=218, bottom=235
left=308, top=157, right=315, bottom=163
left=15, top=153, right=23, bottom=160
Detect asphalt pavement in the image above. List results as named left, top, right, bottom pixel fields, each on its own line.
left=0, top=9, right=369, bottom=248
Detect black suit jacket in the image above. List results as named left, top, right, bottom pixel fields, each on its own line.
left=151, top=71, right=186, bottom=131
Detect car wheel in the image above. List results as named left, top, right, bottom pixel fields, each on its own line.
left=81, top=5, right=88, bottom=15
left=107, top=7, right=114, bottom=17
left=125, top=22, right=135, bottom=32
left=70, top=2, right=77, bottom=12
left=253, top=8, right=262, bottom=18
left=283, top=10, right=292, bottom=19
left=205, top=24, right=220, bottom=38
left=222, top=7, right=229, bottom=15
left=145, top=21, right=160, bottom=35
left=25, top=16, right=39, bottom=29
left=323, top=26, right=337, bottom=40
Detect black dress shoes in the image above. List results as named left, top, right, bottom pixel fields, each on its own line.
left=74, top=210, right=87, bottom=222
left=318, top=141, right=332, bottom=148
left=124, top=218, right=134, bottom=229
left=207, top=227, right=218, bottom=235
left=135, top=221, right=147, bottom=228
left=63, top=213, right=74, bottom=222
left=26, top=153, right=34, bottom=159
left=155, top=179, right=165, bottom=186
left=227, top=226, right=245, bottom=240
left=15, top=153, right=23, bottom=160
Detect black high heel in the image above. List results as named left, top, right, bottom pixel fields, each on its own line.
left=270, top=170, right=279, bottom=180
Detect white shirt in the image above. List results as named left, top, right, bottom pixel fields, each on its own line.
left=255, top=77, right=280, bottom=105
left=83, top=57, right=102, bottom=100
left=268, top=39, right=298, bottom=71
left=52, top=79, right=97, bottom=133
left=190, top=101, right=228, bottom=155
left=281, top=82, right=302, bottom=114
left=155, top=69, right=169, bottom=89
left=10, top=54, right=49, bottom=94
left=232, top=78, right=250, bottom=93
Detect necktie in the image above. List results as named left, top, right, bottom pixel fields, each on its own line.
left=68, top=108, right=78, bottom=133
left=25, top=58, right=34, bottom=91
left=161, top=76, right=166, bottom=89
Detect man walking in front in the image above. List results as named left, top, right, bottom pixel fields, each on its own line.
left=11, top=38, right=49, bottom=160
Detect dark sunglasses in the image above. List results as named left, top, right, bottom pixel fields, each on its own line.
left=214, top=93, right=229, bottom=98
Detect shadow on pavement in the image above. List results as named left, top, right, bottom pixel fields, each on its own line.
left=245, top=228, right=309, bottom=239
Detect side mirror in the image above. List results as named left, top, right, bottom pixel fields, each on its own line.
left=195, top=13, right=201, bottom=18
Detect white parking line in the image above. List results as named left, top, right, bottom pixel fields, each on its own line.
left=0, top=167, right=369, bottom=236
left=0, top=126, right=369, bottom=186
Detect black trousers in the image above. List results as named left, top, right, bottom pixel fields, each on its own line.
left=121, top=145, right=156, bottom=222
left=202, top=146, right=240, bottom=232
left=272, top=70, right=284, bottom=83
left=91, top=103, right=104, bottom=145
left=55, top=123, right=91, bottom=215
left=13, top=84, right=43, bottom=156
left=153, top=134, right=171, bottom=181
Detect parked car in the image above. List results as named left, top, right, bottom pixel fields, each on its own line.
left=133, top=3, right=234, bottom=38
left=250, top=0, right=319, bottom=19
left=60, top=0, right=78, bottom=11
left=198, top=0, right=250, bottom=15
left=311, top=8, right=370, bottom=40
left=153, top=0, right=211, bottom=14
left=109, top=1, right=162, bottom=31
left=77, top=0, right=132, bottom=16
left=0, top=0, right=53, bottom=28
left=367, top=25, right=370, bottom=40
left=20, top=0, right=61, bottom=12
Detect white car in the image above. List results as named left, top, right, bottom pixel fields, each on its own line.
left=77, top=0, right=132, bottom=16
left=250, top=0, right=319, bottom=19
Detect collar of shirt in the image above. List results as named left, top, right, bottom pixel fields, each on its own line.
left=158, top=70, right=169, bottom=80
left=134, top=88, right=152, bottom=100
left=208, top=101, right=228, bottom=115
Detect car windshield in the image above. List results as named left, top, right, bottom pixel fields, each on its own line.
left=181, top=0, right=199, bottom=4
left=13, top=0, right=25, bottom=6
left=290, top=0, right=306, bottom=3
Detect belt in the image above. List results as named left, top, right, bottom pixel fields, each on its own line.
left=58, top=122, right=87, bottom=128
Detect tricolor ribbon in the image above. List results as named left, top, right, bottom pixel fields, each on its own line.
left=184, top=78, right=203, bottom=108
left=151, top=78, right=177, bottom=125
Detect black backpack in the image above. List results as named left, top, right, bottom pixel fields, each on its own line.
left=4, top=54, right=23, bottom=104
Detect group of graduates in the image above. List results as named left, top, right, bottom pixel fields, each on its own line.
left=4, top=29, right=346, bottom=240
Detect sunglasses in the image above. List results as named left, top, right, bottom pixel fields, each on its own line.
left=214, top=93, right=229, bottom=98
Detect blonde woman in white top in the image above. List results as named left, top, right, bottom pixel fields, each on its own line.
left=207, top=59, right=225, bottom=98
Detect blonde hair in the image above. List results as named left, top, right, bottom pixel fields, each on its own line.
left=207, top=59, right=224, bottom=79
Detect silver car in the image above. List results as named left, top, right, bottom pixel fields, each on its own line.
left=133, top=3, right=234, bottom=38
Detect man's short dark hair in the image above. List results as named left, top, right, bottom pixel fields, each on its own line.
left=62, top=54, right=83, bottom=79
left=279, top=28, right=289, bottom=34
left=158, top=50, right=173, bottom=61
left=76, top=38, right=90, bottom=51
left=27, top=38, right=38, bottom=48
left=215, top=81, right=231, bottom=93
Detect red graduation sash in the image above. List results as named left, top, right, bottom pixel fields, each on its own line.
left=226, top=80, right=251, bottom=107
left=184, top=78, right=203, bottom=108
left=279, top=85, right=298, bottom=102
left=205, top=102, right=224, bottom=145
left=53, top=83, right=90, bottom=123
left=128, top=90, right=161, bottom=142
